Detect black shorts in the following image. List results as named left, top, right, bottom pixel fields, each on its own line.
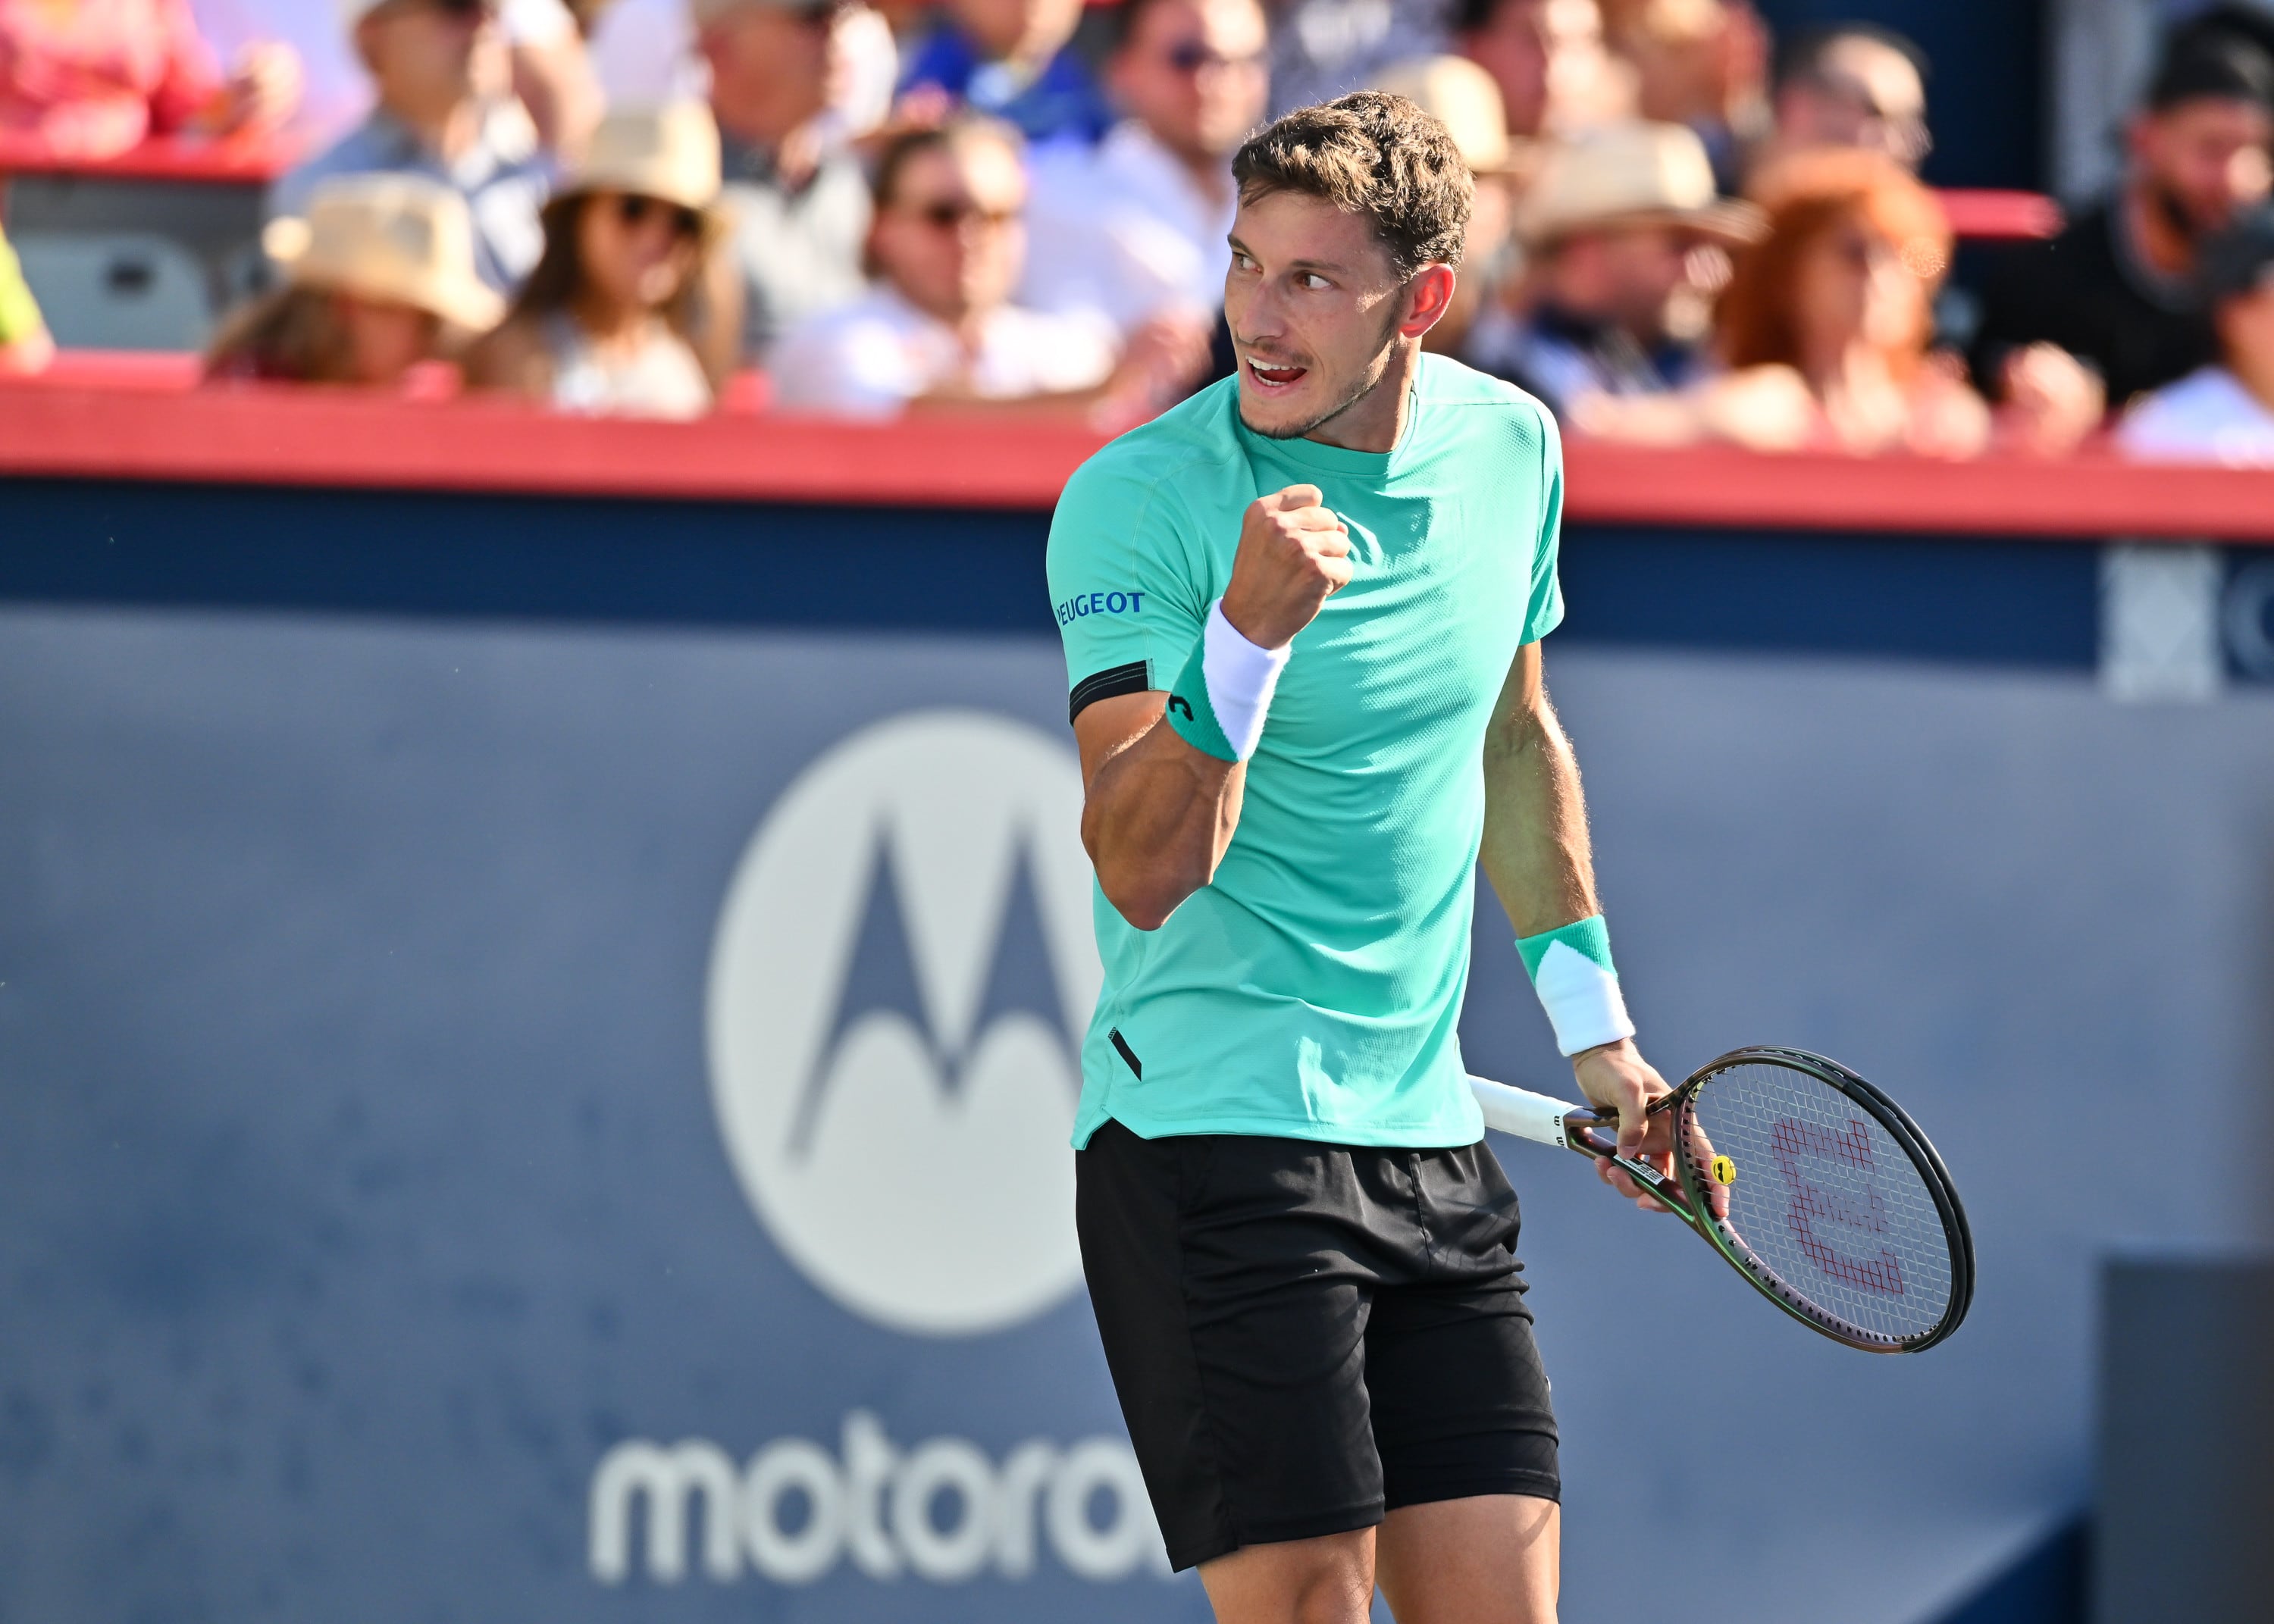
left=1076, top=1120, right=1560, bottom=1572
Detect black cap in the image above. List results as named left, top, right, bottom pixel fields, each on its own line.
left=2200, top=202, right=2274, bottom=302
left=2147, top=23, right=2274, bottom=111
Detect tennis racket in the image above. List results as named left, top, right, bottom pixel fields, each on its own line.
left=1470, top=1046, right=1974, bottom=1353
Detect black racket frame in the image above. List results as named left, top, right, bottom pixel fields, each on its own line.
left=1561, top=1046, right=1975, bottom=1353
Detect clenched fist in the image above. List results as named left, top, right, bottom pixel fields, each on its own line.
left=1220, top=484, right=1352, bottom=650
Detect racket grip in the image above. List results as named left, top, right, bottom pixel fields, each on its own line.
left=1468, top=1075, right=1585, bottom=1149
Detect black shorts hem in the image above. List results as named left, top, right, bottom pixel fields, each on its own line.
left=1168, top=1500, right=1386, bottom=1572
left=1383, top=1466, right=1562, bottom=1512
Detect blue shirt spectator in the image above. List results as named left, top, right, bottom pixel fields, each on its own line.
left=269, top=1, right=555, bottom=295
left=899, top=0, right=1111, bottom=149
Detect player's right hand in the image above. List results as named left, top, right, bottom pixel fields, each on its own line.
left=1220, top=484, right=1352, bottom=650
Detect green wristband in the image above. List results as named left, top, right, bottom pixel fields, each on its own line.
left=1514, top=914, right=1617, bottom=981
left=1515, top=914, right=1632, bottom=1056
left=1164, top=633, right=1238, bottom=762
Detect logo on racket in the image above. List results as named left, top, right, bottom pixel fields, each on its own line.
left=706, top=710, right=1101, bottom=1336
left=1770, top=1116, right=1906, bottom=1297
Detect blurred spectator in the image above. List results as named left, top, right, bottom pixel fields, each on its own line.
left=1265, top=0, right=1442, bottom=116
left=274, top=0, right=553, bottom=296
left=1375, top=55, right=1530, bottom=357
left=772, top=117, right=1202, bottom=419
left=1018, top=0, right=1267, bottom=336
left=1452, top=0, right=1630, bottom=148
left=465, top=102, right=730, bottom=417
left=0, top=222, right=52, bottom=374
left=208, top=174, right=503, bottom=386
left=503, top=0, right=603, bottom=159
left=1467, top=120, right=1757, bottom=412
left=585, top=0, right=700, bottom=104
left=1676, top=148, right=2097, bottom=457
left=1973, top=24, right=2274, bottom=411
left=899, top=0, right=1110, bottom=147
left=700, top=0, right=872, bottom=361
left=1716, top=149, right=1966, bottom=454
left=0, top=0, right=300, bottom=160
left=1757, top=22, right=1928, bottom=174
left=1599, top=0, right=1768, bottom=192
left=2120, top=202, right=2274, bottom=463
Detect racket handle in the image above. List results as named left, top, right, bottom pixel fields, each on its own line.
left=1467, top=1075, right=1588, bottom=1150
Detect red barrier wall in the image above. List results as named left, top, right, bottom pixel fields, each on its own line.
left=4, top=370, right=2272, bottom=542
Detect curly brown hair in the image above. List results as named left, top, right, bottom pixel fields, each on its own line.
left=1232, top=92, right=1474, bottom=277
left=1716, top=148, right=1950, bottom=375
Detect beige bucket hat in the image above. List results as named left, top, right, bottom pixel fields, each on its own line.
left=262, top=174, right=505, bottom=331
left=562, top=102, right=723, bottom=214
left=1516, top=121, right=1766, bottom=246
left=1373, top=56, right=1520, bottom=175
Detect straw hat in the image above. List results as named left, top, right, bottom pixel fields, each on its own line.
left=262, top=174, right=504, bottom=331
left=561, top=102, right=723, bottom=214
left=1516, top=121, right=1766, bottom=246
left=1373, top=56, right=1519, bottom=175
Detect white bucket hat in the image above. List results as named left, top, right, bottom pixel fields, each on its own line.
left=560, top=102, right=723, bottom=215
left=1516, top=121, right=1766, bottom=246
left=262, top=174, right=505, bottom=332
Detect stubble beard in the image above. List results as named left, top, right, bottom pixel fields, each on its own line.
left=1241, top=305, right=1407, bottom=441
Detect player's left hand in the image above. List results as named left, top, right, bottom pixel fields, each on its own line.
left=1572, top=1038, right=1676, bottom=1213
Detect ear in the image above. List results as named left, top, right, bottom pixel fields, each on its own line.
left=353, top=14, right=381, bottom=73
left=1398, top=263, right=1458, bottom=338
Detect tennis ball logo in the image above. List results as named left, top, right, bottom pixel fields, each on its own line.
left=706, top=710, right=1101, bottom=1336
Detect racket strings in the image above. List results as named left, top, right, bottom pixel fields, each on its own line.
left=1684, top=1063, right=1953, bottom=1344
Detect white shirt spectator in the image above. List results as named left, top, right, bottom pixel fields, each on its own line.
left=500, top=0, right=577, bottom=45
left=771, top=286, right=1117, bottom=418
left=2118, top=366, right=2274, bottom=465
left=1020, top=119, right=1233, bottom=333
left=587, top=0, right=703, bottom=105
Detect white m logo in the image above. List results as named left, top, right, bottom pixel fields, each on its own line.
left=706, top=710, right=1101, bottom=1335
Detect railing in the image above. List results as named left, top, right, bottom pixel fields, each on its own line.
left=0, top=130, right=301, bottom=184
left=2, top=361, right=2269, bottom=540
left=1934, top=188, right=2064, bottom=242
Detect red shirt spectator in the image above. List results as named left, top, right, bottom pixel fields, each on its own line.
left=0, top=0, right=299, bottom=161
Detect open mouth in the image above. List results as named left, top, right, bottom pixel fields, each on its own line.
left=1243, top=356, right=1308, bottom=391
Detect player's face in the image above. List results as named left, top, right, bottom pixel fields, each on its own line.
left=1225, top=189, right=1436, bottom=440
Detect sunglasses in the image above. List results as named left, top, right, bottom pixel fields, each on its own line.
left=907, top=199, right=1020, bottom=230
left=609, top=194, right=704, bottom=238
left=1165, top=39, right=1262, bottom=73
left=424, top=0, right=497, bottom=19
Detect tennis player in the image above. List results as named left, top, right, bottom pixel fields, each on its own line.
left=1047, top=92, right=1674, bottom=1623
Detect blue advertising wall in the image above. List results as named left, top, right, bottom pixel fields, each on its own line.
left=0, top=479, right=2269, bottom=1624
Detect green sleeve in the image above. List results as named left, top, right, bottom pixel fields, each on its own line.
left=1520, top=402, right=1565, bottom=646
left=0, top=231, right=40, bottom=349
left=1045, top=451, right=1208, bottom=715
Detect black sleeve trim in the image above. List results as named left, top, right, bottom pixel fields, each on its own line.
left=1068, top=660, right=1153, bottom=724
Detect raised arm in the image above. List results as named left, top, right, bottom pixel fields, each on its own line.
left=1479, top=642, right=1674, bottom=1205
left=1073, top=484, right=1350, bottom=931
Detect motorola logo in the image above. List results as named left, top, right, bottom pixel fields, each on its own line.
left=706, top=710, right=1101, bottom=1336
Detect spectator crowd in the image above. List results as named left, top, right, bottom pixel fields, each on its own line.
left=4, top=0, right=2274, bottom=458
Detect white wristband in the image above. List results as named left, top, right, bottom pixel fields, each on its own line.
left=1532, top=938, right=1637, bottom=1056
left=1201, top=598, right=1290, bottom=760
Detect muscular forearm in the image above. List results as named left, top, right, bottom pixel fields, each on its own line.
left=1080, top=708, right=1244, bottom=931
left=1478, top=671, right=1597, bottom=937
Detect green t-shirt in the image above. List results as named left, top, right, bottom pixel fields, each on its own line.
left=1046, top=354, right=1565, bottom=1149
